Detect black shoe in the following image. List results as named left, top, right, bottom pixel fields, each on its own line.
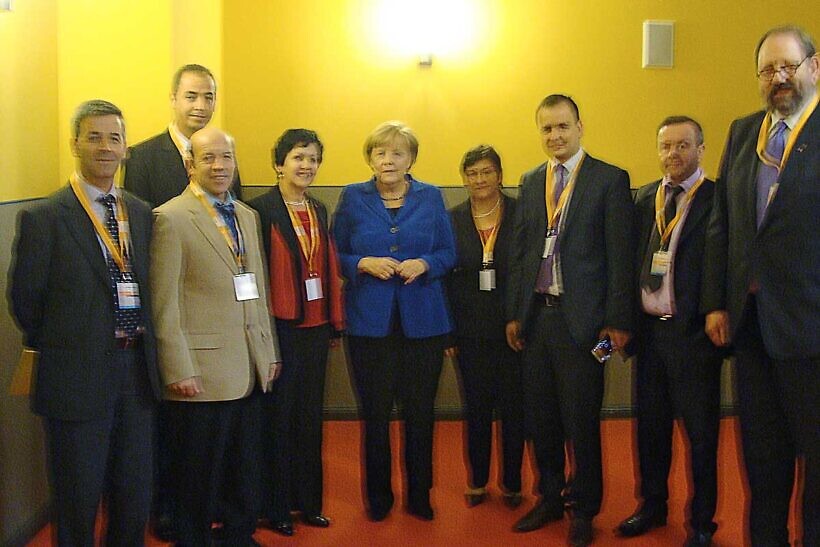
left=569, top=517, right=594, bottom=547
left=302, top=514, right=331, bottom=527
left=151, top=513, right=178, bottom=542
left=465, top=492, right=487, bottom=507
left=369, top=504, right=391, bottom=522
left=617, top=507, right=667, bottom=537
left=270, top=520, right=294, bottom=536
left=503, top=492, right=523, bottom=509
left=408, top=500, right=434, bottom=521
left=513, top=499, right=564, bottom=532
left=685, top=530, right=713, bottom=547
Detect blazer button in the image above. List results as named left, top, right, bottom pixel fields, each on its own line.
left=390, top=226, right=399, bottom=234
left=389, top=245, right=398, bottom=252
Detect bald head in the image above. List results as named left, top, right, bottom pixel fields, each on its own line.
left=189, top=127, right=236, bottom=200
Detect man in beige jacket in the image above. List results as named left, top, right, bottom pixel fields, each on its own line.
left=150, top=126, right=280, bottom=546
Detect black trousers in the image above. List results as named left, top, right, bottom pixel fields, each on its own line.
left=521, top=302, right=605, bottom=519
left=635, top=314, right=722, bottom=534
left=734, top=298, right=819, bottom=547
left=347, top=332, right=446, bottom=513
left=168, top=394, right=262, bottom=546
left=454, top=335, right=525, bottom=492
left=45, top=348, right=155, bottom=547
left=262, top=322, right=331, bottom=521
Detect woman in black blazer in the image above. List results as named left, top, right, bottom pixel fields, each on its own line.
left=447, top=145, right=525, bottom=508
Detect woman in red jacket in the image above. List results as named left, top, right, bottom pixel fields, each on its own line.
left=248, top=129, right=344, bottom=537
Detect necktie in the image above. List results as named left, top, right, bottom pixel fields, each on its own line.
left=97, top=195, right=141, bottom=337
left=756, top=120, right=787, bottom=227
left=535, top=164, right=569, bottom=292
left=640, top=185, right=684, bottom=292
left=214, top=201, right=239, bottom=251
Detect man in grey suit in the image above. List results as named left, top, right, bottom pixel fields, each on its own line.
left=10, top=100, right=161, bottom=545
left=124, top=63, right=242, bottom=207
left=506, top=94, right=634, bottom=546
left=703, top=25, right=819, bottom=546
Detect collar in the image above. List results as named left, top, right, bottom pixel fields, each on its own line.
left=203, top=188, right=235, bottom=207
left=549, top=147, right=585, bottom=175
left=75, top=171, right=117, bottom=201
left=169, top=122, right=192, bottom=151
left=662, top=166, right=703, bottom=193
left=771, top=90, right=818, bottom=133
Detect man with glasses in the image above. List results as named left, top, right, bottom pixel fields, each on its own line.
left=703, top=25, right=819, bottom=546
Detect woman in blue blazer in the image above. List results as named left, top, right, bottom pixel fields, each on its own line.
left=332, top=121, right=456, bottom=522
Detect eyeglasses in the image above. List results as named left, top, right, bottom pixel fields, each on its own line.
left=464, top=168, right=497, bottom=180
left=757, top=55, right=811, bottom=81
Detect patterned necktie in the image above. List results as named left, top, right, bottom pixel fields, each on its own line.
left=756, top=120, right=787, bottom=227
left=535, top=164, right=569, bottom=292
left=640, top=185, right=684, bottom=292
left=214, top=201, right=239, bottom=251
left=97, top=194, right=141, bottom=337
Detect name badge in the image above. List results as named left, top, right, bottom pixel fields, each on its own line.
left=543, top=235, right=557, bottom=258
left=116, top=282, right=140, bottom=309
left=305, top=276, right=324, bottom=301
left=233, top=272, right=259, bottom=301
left=479, top=269, right=496, bottom=291
left=650, top=251, right=671, bottom=276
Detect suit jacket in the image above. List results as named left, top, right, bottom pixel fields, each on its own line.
left=634, top=178, right=716, bottom=336
left=332, top=177, right=457, bottom=338
left=9, top=184, right=161, bottom=420
left=247, top=186, right=345, bottom=333
left=124, top=130, right=243, bottom=207
left=447, top=193, right=517, bottom=340
left=507, top=154, right=635, bottom=347
left=703, top=106, right=820, bottom=359
left=150, top=188, right=280, bottom=402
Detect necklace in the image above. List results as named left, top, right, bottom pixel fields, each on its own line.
left=283, top=198, right=307, bottom=207
left=472, top=197, right=501, bottom=219
left=379, top=181, right=409, bottom=202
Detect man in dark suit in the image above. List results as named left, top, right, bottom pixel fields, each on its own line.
left=506, top=94, right=634, bottom=546
left=10, top=100, right=161, bottom=545
left=703, top=26, right=819, bottom=546
left=617, top=116, right=722, bottom=547
left=123, top=64, right=240, bottom=540
left=124, top=63, right=242, bottom=207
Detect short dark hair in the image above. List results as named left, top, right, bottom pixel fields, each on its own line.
left=71, top=100, right=124, bottom=139
left=755, top=25, right=816, bottom=65
left=657, top=115, right=704, bottom=145
left=460, top=144, right=502, bottom=174
left=172, top=64, right=216, bottom=95
left=272, top=129, right=324, bottom=166
left=535, top=94, right=580, bottom=122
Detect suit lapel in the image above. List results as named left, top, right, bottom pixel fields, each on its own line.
left=361, top=179, right=393, bottom=225
left=57, top=185, right=111, bottom=287
left=563, top=156, right=593, bottom=231
left=186, top=192, right=240, bottom=273
left=678, top=180, right=714, bottom=245
left=530, top=164, right=548, bottom=231
left=739, top=113, right=766, bottom=236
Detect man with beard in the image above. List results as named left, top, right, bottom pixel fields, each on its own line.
left=703, top=25, right=819, bottom=546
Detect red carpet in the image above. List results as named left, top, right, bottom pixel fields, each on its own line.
left=29, top=417, right=800, bottom=546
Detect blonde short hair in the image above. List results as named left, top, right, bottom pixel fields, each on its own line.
left=363, top=121, right=419, bottom=166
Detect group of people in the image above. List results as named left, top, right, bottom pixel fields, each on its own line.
left=8, top=23, right=817, bottom=547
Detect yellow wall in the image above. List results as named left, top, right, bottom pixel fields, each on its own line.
left=222, top=0, right=817, bottom=188
left=0, top=0, right=59, bottom=201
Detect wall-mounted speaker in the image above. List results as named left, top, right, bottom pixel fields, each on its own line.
left=643, top=20, right=674, bottom=68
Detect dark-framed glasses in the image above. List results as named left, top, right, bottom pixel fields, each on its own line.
left=757, top=55, right=812, bottom=81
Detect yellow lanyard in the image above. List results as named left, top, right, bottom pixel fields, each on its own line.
left=188, top=182, right=246, bottom=271
left=756, top=93, right=818, bottom=170
left=545, top=153, right=586, bottom=230
left=475, top=205, right=503, bottom=264
left=653, top=175, right=707, bottom=247
left=168, top=123, right=191, bottom=163
left=69, top=173, right=132, bottom=272
left=285, top=201, right=320, bottom=276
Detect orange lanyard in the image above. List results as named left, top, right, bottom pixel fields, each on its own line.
left=285, top=202, right=320, bottom=276
left=69, top=173, right=132, bottom=272
left=188, top=182, right=247, bottom=271
left=168, top=123, right=191, bottom=163
left=653, top=175, right=707, bottom=247
left=756, top=93, right=818, bottom=170
left=545, top=153, right=586, bottom=229
left=475, top=205, right=503, bottom=264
